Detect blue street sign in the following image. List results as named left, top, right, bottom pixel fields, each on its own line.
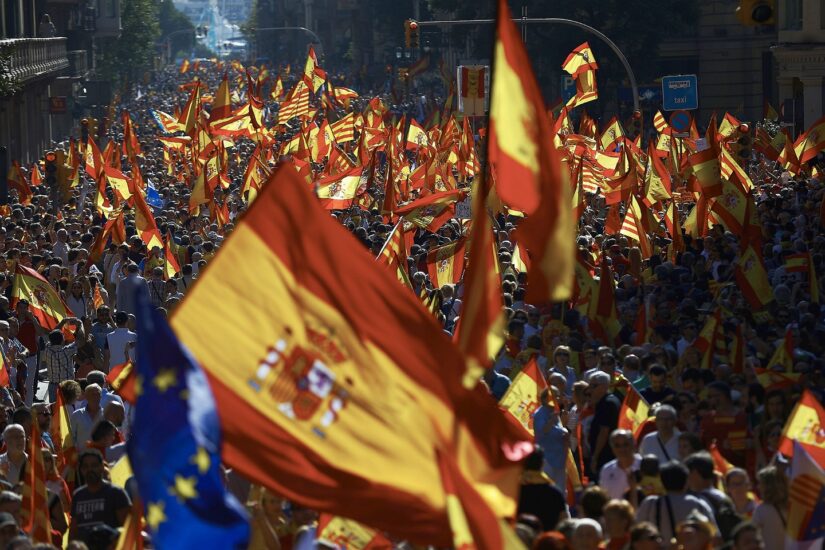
left=662, top=75, right=698, bottom=111
left=561, top=75, right=576, bottom=105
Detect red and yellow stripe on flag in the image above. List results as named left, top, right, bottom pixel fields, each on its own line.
left=316, top=514, right=392, bottom=549
left=498, top=358, right=546, bottom=437
left=376, top=222, right=413, bottom=289
left=561, top=41, right=598, bottom=78
left=618, top=382, right=651, bottom=440
left=426, top=238, right=467, bottom=289
left=779, top=390, right=825, bottom=464
left=169, top=165, right=529, bottom=546
left=489, top=0, right=573, bottom=301
left=735, top=243, right=774, bottom=310
left=21, top=421, right=51, bottom=543
left=395, top=189, right=464, bottom=233
left=454, top=177, right=505, bottom=387
left=106, top=361, right=137, bottom=404
left=11, top=265, right=73, bottom=331
left=115, top=500, right=144, bottom=550
left=787, top=441, right=825, bottom=542
left=436, top=449, right=525, bottom=549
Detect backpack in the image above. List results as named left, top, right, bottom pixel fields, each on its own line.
left=700, top=490, right=743, bottom=542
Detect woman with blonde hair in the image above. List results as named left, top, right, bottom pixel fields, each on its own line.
left=751, top=465, right=788, bottom=549
left=602, top=499, right=634, bottom=549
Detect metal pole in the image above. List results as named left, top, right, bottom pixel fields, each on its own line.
left=415, top=17, right=640, bottom=113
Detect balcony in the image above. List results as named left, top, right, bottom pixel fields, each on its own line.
left=67, top=49, right=89, bottom=78
left=0, top=37, right=69, bottom=86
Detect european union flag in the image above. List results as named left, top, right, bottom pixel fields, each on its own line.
left=127, top=290, right=249, bottom=548
left=146, top=183, right=165, bottom=210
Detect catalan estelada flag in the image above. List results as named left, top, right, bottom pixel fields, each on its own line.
left=490, top=0, right=573, bottom=301
left=787, top=441, right=825, bottom=543
left=169, top=165, right=529, bottom=546
left=779, top=390, right=825, bottom=464
left=11, top=265, right=73, bottom=330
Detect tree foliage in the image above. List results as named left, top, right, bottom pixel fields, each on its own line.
left=158, top=0, right=195, bottom=58
left=98, top=0, right=161, bottom=86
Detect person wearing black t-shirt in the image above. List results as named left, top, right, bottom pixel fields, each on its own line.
left=641, top=365, right=676, bottom=405
left=517, top=446, right=568, bottom=531
left=70, top=451, right=131, bottom=541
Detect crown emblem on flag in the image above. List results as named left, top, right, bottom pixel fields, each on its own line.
left=247, top=326, right=352, bottom=439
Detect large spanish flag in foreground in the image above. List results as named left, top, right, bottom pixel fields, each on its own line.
left=489, top=0, right=573, bottom=301
left=170, top=165, right=529, bottom=546
left=11, top=265, right=73, bottom=331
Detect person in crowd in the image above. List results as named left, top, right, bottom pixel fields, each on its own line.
left=639, top=404, right=681, bottom=464
left=516, top=446, right=568, bottom=532
left=751, top=465, right=789, bottom=550
left=599, top=429, right=642, bottom=500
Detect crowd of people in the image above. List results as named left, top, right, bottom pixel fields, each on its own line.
left=0, top=49, right=822, bottom=550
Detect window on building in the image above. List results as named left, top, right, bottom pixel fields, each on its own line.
left=783, top=0, right=803, bottom=30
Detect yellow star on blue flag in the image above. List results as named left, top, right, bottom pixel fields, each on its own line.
left=127, top=289, right=249, bottom=548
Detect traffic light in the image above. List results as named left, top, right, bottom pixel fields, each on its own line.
left=736, top=0, right=775, bottom=25
left=44, top=151, right=57, bottom=188
left=80, top=118, right=89, bottom=143
left=630, top=110, right=643, bottom=138
left=404, top=20, right=412, bottom=49
left=88, top=117, right=99, bottom=140
left=409, top=20, right=420, bottom=49
left=736, top=123, right=752, bottom=161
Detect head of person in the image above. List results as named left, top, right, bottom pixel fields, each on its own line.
left=660, top=460, right=689, bottom=494
left=114, top=311, right=129, bottom=327
left=678, top=432, right=704, bottom=460
left=724, top=468, right=752, bottom=502
left=552, top=345, right=570, bottom=367
left=629, top=521, right=662, bottom=550
left=579, top=486, right=609, bottom=520
left=730, top=522, right=765, bottom=550
left=84, top=384, right=102, bottom=412
left=90, top=420, right=117, bottom=447
left=571, top=518, right=603, bottom=550
left=0, top=511, right=18, bottom=549
left=603, top=499, right=634, bottom=540
left=653, top=404, right=677, bottom=438
left=588, top=371, right=611, bottom=402
left=706, top=381, right=732, bottom=410
left=0, top=492, right=21, bottom=527
left=95, top=305, right=111, bottom=324
left=675, top=510, right=714, bottom=550
left=756, top=465, right=788, bottom=509
left=31, top=403, right=51, bottom=432
left=47, top=328, right=64, bottom=346
left=648, top=364, right=668, bottom=392
left=59, top=379, right=82, bottom=406
left=86, top=370, right=106, bottom=389
left=609, top=429, right=635, bottom=461
left=572, top=380, right=589, bottom=408
left=9, top=409, right=31, bottom=438
left=103, top=401, right=125, bottom=428
left=79, top=451, right=105, bottom=488
left=684, top=451, right=716, bottom=491
left=599, top=352, right=617, bottom=374
left=1, top=425, right=25, bottom=457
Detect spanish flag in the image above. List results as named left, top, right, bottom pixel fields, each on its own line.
left=211, top=73, right=232, bottom=123
left=426, top=238, right=467, bottom=289
left=395, top=189, right=464, bottom=232
left=315, top=166, right=368, bottom=210
left=499, top=358, right=546, bottom=436
left=169, top=165, right=529, bottom=545
left=106, top=361, right=137, bottom=404
left=11, top=265, right=73, bottom=331
left=49, top=391, right=77, bottom=480
left=618, top=382, right=651, bottom=440
left=794, top=115, right=825, bottom=164
left=735, top=243, right=774, bottom=310
left=316, top=514, right=391, bottom=549
left=561, top=42, right=599, bottom=78
left=376, top=222, right=413, bottom=289
left=779, top=390, right=825, bottom=464
left=489, top=0, right=573, bottom=301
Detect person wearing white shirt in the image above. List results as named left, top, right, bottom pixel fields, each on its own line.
left=599, top=429, right=642, bottom=500
left=640, top=405, right=682, bottom=464
left=70, top=384, right=103, bottom=452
